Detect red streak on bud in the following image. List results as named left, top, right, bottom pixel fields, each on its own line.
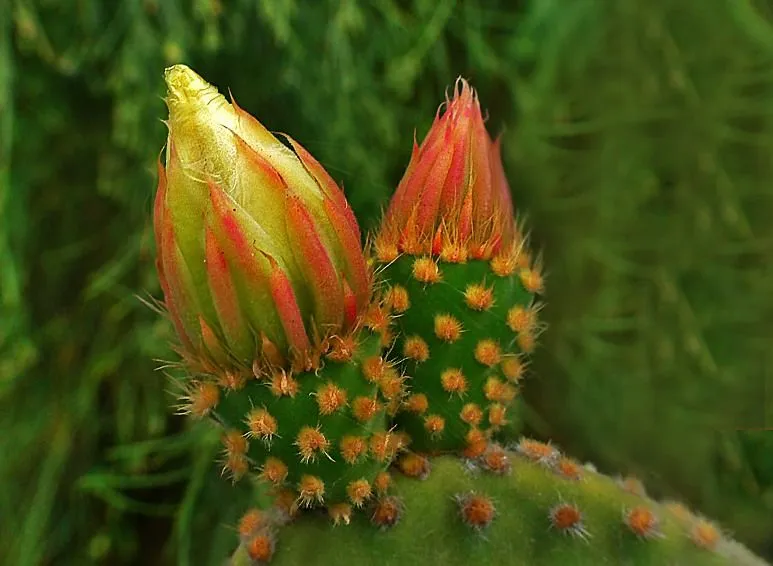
left=199, top=315, right=228, bottom=364
left=283, top=135, right=360, bottom=242
left=153, top=159, right=168, bottom=280
left=263, top=252, right=311, bottom=355
left=153, top=161, right=196, bottom=352
left=490, top=136, right=514, bottom=245
left=342, top=280, right=358, bottom=329
left=285, top=195, right=344, bottom=331
left=459, top=189, right=474, bottom=242
left=207, top=180, right=269, bottom=286
left=469, top=120, right=493, bottom=230
left=414, top=126, right=454, bottom=235
left=233, top=135, right=288, bottom=197
left=431, top=225, right=443, bottom=256
left=159, top=220, right=198, bottom=350
left=204, top=226, right=251, bottom=359
left=321, top=196, right=370, bottom=316
left=285, top=135, right=370, bottom=315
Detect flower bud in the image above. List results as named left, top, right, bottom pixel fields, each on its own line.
left=379, top=78, right=515, bottom=260
left=154, top=65, right=370, bottom=370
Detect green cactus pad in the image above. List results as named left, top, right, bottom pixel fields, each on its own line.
left=380, top=253, right=539, bottom=454
left=207, top=331, right=397, bottom=510
left=230, top=449, right=769, bottom=566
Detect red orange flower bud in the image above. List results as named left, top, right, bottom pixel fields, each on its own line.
left=379, top=78, right=515, bottom=259
left=154, top=65, right=370, bottom=370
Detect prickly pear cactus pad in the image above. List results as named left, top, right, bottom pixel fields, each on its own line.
left=229, top=443, right=769, bottom=566
left=153, top=64, right=401, bottom=516
left=373, top=79, right=543, bottom=454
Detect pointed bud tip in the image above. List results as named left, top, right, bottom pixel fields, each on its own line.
left=164, top=64, right=212, bottom=102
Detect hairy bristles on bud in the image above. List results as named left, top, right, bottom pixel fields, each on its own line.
left=488, top=403, right=508, bottom=428
left=516, top=331, right=536, bottom=354
left=460, top=403, right=484, bottom=426
left=691, top=519, right=721, bottom=550
left=363, top=304, right=390, bottom=334
left=403, top=335, right=430, bottom=362
left=238, top=508, right=266, bottom=539
left=325, top=334, right=357, bottom=362
left=440, top=241, right=468, bottom=263
left=223, top=429, right=249, bottom=456
left=222, top=453, right=249, bottom=482
left=339, top=435, right=367, bottom=464
left=329, top=503, right=352, bottom=526
left=178, top=381, right=220, bottom=418
left=555, top=457, right=583, bottom=480
left=464, top=283, right=495, bottom=311
left=434, top=314, right=462, bottom=342
left=484, top=377, right=516, bottom=403
left=463, top=428, right=488, bottom=459
left=398, top=453, right=431, bottom=479
left=379, top=327, right=394, bottom=347
left=423, top=414, right=445, bottom=438
left=315, top=381, right=348, bottom=415
left=412, top=257, right=442, bottom=284
left=269, top=370, right=299, bottom=397
left=369, top=431, right=395, bottom=462
left=514, top=246, right=532, bottom=269
left=260, top=333, right=286, bottom=369
left=347, top=479, right=373, bottom=507
left=373, top=471, right=392, bottom=494
left=385, top=285, right=410, bottom=313
left=481, top=444, right=510, bottom=475
left=246, top=407, right=278, bottom=445
left=624, top=507, right=661, bottom=539
left=501, top=356, right=525, bottom=382
left=379, top=371, right=405, bottom=401
left=507, top=305, right=537, bottom=334
left=374, top=236, right=399, bottom=263
left=440, top=368, right=468, bottom=396
left=362, top=356, right=388, bottom=382
left=516, top=438, right=559, bottom=466
left=490, top=251, right=516, bottom=277
left=295, top=426, right=331, bottom=464
left=297, top=475, right=325, bottom=508
left=217, top=369, right=247, bottom=391
left=456, top=492, right=496, bottom=531
left=371, top=496, right=404, bottom=530
left=519, top=267, right=544, bottom=294
left=352, top=396, right=381, bottom=422
left=252, top=359, right=266, bottom=380
left=474, top=339, right=501, bottom=367
left=246, top=531, right=276, bottom=563
left=259, top=457, right=288, bottom=485
left=549, top=503, right=589, bottom=539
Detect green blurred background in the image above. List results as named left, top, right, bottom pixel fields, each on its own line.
left=2, top=0, right=772, bottom=564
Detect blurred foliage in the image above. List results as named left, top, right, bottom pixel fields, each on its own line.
left=1, top=0, right=771, bottom=565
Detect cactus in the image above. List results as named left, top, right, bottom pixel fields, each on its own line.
left=228, top=442, right=769, bottom=566
left=373, top=79, right=543, bottom=455
left=154, top=65, right=402, bottom=514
